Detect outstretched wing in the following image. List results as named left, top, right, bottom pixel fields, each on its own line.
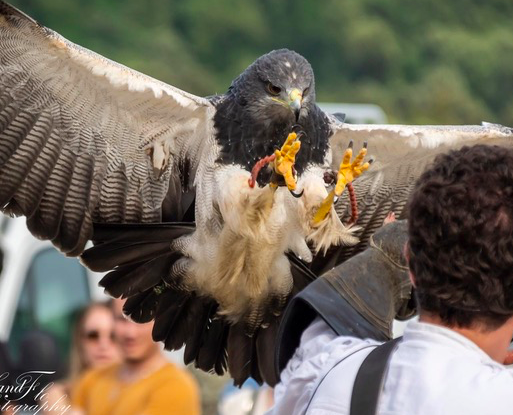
left=0, top=2, right=213, bottom=255
left=311, top=122, right=513, bottom=274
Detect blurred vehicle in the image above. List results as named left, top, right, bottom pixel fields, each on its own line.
left=0, top=215, right=107, bottom=374
left=0, top=215, right=186, bottom=372
left=318, top=103, right=388, bottom=124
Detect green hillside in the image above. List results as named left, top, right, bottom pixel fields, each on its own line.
left=9, top=0, right=513, bottom=125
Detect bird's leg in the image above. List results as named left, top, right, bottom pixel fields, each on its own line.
left=272, top=132, right=301, bottom=191
left=345, top=182, right=358, bottom=226
left=312, top=141, right=371, bottom=224
left=248, top=153, right=277, bottom=188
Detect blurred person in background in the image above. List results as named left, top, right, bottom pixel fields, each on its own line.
left=44, top=302, right=121, bottom=413
left=71, top=298, right=200, bottom=415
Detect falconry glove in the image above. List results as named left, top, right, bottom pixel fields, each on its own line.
left=275, top=220, right=415, bottom=375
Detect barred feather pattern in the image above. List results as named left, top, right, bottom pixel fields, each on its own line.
left=310, top=122, right=513, bottom=274
left=0, top=2, right=212, bottom=254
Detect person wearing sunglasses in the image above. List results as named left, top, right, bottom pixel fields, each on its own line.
left=44, top=302, right=121, bottom=414
left=71, top=298, right=200, bottom=415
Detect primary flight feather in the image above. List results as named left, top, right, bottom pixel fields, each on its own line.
left=0, top=1, right=512, bottom=385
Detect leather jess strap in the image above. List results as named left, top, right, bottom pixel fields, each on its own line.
left=350, top=337, right=402, bottom=415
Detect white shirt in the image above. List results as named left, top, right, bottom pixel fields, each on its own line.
left=268, top=318, right=513, bottom=415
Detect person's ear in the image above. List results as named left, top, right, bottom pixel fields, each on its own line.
left=404, top=242, right=417, bottom=288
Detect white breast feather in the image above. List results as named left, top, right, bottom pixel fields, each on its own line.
left=184, top=162, right=358, bottom=322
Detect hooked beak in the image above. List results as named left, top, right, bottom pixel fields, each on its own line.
left=288, top=88, right=303, bottom=120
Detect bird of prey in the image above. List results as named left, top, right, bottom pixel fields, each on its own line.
left=1, top=1, right=512, bottom=385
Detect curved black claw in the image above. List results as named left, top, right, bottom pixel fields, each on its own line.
left=290, top=189, right=304, bottom=198
left=348, top=139, right=354, bottom=149
left=291, top=124, right=306, bottom=139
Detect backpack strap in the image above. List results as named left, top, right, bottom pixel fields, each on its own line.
left=350, top=337, right=402, bottom=415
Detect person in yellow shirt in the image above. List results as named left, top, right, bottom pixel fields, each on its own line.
left=71, top=298, right=200, bottom=415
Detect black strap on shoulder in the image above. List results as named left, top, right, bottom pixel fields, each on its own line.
left=350, top=337, right=402, bottom=415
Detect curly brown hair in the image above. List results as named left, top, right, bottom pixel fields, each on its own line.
left=408, top=144, right=513, bottom=329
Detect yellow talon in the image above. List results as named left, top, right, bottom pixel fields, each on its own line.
left=313, top=143, right=371, bottom=224
left=274, top=132, right=301, bottom=191
left=312, top=190, right=336, bottom=224
left=334, top=145, right=370, bottom=196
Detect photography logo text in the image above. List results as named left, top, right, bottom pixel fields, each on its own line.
left=0, top=371, right=70, bottom=414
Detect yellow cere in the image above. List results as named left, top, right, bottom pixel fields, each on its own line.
left=289, top=88, right=302, bottom=101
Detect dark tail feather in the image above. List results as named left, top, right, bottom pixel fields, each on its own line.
left=123, top=289, right=160, bottom=323
left=250, top=336, right=263, bottom=385
left=163, top=298, right=195, bottom=351
left=196, top=317, right=229, bottom=376
left=83, top=241, right=173, bottom=272
left=91, top=222, right=195, bottom=243
left=152, top=289, right=191, bottom=344
left=227, top=323, right=256, bottom=386
left=99, top=253, right=179, bottom=298
left=81, top=222, right=194, bottom=272
left=256, top=316, right=280, bottom=386
left=183, top=301, right=214, bottom=366
left=152, top=289, right=208, bottom=354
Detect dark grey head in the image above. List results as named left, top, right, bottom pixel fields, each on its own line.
left=230, top=49, right=315, bottom=123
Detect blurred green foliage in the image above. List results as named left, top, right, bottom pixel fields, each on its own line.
left=9, top=0, right=513, bottom=125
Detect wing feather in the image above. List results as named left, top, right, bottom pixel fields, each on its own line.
left=0, top=1, right=213, bottom=254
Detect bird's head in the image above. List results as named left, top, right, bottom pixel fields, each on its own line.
left=231, top=49, right=315, bottom=124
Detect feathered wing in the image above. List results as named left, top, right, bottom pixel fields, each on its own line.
left=311, top=121, right=513, bottom=274
left=0, top=1, right=213, bottom=255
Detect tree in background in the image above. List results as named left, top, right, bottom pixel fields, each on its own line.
left=11, top=0, right=513, bottom=123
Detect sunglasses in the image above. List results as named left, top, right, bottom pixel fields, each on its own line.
left=83, top=330, right=116, bottom=342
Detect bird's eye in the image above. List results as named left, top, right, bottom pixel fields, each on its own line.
left=267, top=82, right=282, bottom=96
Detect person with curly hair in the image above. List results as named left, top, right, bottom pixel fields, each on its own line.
left=408, top=144, right=513, bottom=333
left=268, top=144, right=513, bottom=415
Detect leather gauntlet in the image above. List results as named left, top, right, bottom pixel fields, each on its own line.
left=275, top=220, right=415, bottom=375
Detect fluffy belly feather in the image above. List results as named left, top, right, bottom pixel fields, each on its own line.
left=181, top=165, right=357, bottom=327
left=186, top=186, right=297, bottom=323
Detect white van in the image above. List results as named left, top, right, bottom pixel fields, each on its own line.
left=0, top=215, right=107, bottom=367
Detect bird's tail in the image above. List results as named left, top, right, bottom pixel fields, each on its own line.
left=81, top=223, right=317, bottom=386
left=81, top=223, right=232, bottom=377
left=227, top=254, right=317, bottom=386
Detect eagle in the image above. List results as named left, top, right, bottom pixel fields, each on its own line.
left=1, top=1, right=512, bottom=385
